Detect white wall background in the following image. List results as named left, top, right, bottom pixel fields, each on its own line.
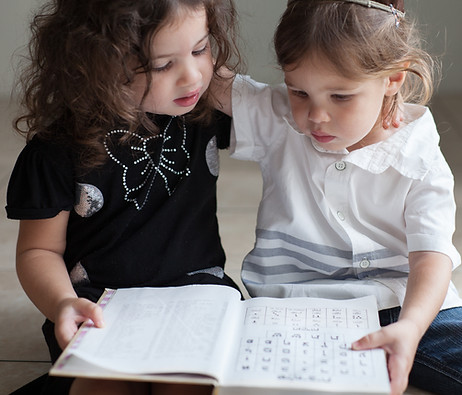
left=1, top=0, right=461, bottom=97
left=0, top=0, right=43, bottom=98
left=233, top=0, right=462, bottom=93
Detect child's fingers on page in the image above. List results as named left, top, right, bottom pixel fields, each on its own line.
left=351, top=330, right=384, bottom=350
left=54, top=298, right=103, bottom=349
left=75, top=298, right=105, bottom=328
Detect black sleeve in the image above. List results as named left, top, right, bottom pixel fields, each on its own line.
left=5, top=137, right=75, bottom=220
left=213, top=111, right=231, bottom=150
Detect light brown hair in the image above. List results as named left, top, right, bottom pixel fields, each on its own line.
left=275, top=0, right=437, bottom=124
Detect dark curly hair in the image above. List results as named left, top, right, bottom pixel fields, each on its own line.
left=14, top=0, right=240, bottom=168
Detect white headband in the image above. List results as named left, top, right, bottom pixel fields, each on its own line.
left=343, top=0, right=405, bottom=19
left=286, top=0, right=406, bottom=27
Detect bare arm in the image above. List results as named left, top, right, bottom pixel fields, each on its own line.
left=353, top=251, right=452, bottom=395
left=400, top=251, right=452, bottom=336
left=17, top=211, right=75, bottom=319
left=16, top=211, right=104, bottom=349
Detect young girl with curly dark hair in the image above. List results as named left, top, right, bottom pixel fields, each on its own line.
left=7, top=0, right=240, bottom=393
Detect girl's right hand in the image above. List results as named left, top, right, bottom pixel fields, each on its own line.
left=54, top=297, right=105, bottom=350
left=352, top=319, right=420, bottom=395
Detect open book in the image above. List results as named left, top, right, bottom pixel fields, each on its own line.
left=50, top=284, right=390, bottom=394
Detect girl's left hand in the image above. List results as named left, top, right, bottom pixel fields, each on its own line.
left=352, top=319, right=420, bottom=395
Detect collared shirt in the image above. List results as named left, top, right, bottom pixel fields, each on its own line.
left=231, top=74, right=462, bottom=310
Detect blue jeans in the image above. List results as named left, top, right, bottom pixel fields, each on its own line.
left=379, top=307, right=462, bottom=395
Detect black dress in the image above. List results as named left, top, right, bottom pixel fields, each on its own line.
left=6, top=112, right=239, bottom=394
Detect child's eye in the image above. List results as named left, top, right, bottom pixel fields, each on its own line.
left=290, top=89, right=308, bottom=98
left=332, top=94, right=353, bottom=101
left=192, top=43, right=209, bottom=56
left=153, top=61, right=172, bottom=73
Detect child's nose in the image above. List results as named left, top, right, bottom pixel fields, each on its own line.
left=178, top=62, right=201, bottom=87
left=308, top=104, right=329, bottom=123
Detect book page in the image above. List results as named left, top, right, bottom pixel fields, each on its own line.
left=52, top=284, right=242, bottom=379
left=221, top=296, right=390, bottom=394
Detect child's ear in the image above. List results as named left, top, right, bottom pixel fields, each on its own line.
left=385, top=71, right=406, bottom=96
left=385, top=63, right=409, bottom=97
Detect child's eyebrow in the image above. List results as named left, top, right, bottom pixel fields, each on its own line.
left=284, top=80, right=300, bottom=90
left=154, top=33, right=209, bottom=60
left=196, top=33, right=210, bottom=44
left=283, top=78, right=294, bottom=86
left=285, top=77, right=360, bottom=93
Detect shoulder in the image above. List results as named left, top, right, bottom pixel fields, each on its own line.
left=19, top=134, right=74, bottom=167
left=346, top=105, right=449, bottom=180
left=6, top=136, right=76, bottom=219
left=402, top=104, right=438, bottom=145
left=371, top=105, right=446, bottom=179
left=232, top=74, right=291, bottom=119
left=399, top=104, right=449, bottom=175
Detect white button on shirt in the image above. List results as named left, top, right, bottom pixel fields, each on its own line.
left=230, top=74, right=462, bottom=310
left=359, top=259, right=371, bottom=269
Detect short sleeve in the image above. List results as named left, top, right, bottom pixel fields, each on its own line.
left=230, top=74, right=292, bottom=162
left=6, top=137, right=75, bottom=219
left=405, top=157, right=461, bottom=269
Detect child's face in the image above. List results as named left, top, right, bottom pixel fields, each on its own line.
left=130, top=7, right=213, bottom=116
left=284, top=56, right=397, bottom=152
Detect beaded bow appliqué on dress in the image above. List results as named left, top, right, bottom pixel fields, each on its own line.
left=104, top=116, right=191, bottom=211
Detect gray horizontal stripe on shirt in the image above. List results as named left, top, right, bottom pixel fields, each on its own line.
left=243, top=259, right=355, bottom=278
left=257, top=229, right=352, bottom=259
left=248, top=247, right=345, bottom=273
left=256, top=229, right=402, bottom=263
left=243, top=259, right=408, bottom=281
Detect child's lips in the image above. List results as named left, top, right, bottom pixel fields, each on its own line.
left=174, top=89, right=201, bottom=107
left=311, top=130, right=335, bottom=143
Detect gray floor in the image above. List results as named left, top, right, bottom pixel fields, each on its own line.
left=1, top=95, right=461, bottom=394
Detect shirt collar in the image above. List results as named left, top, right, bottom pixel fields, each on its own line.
left=284, top=103, right=438, bottom=180
left=344, top=104, right=438, bottom=180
